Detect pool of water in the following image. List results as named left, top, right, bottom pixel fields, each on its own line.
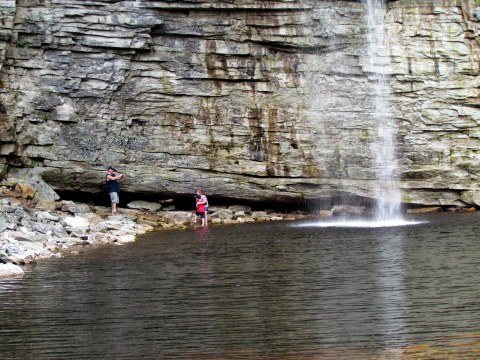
left=1, top=212, right=480, bottom=359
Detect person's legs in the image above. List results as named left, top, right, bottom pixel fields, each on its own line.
left=200, top=213, right=205, bottom=226
left=109, top=192, right=119, bottom=214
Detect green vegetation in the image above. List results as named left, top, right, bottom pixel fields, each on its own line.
left=449, top=149, right=456, bottom=163
left=359, top=130, right=372, bottom=142
left=402, top=191, right=411, bottom=204
left=13, top=90, right=22, bottom=102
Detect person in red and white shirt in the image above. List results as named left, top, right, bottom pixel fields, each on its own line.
left=192, top=188, right=208, bottom=226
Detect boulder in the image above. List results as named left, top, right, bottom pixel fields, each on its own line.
left=160, top=211, right=192, bottom=225
left=35, top=211, right=60, bottom=222
left=114, top=234, right=136, bottom=243
left=61, top=203, right=91, bottom=214
left=127, top=200, right=161, bottom=212
left=211, top=208, right=234, bottom=220
left=14, top=183, right=36, bottom=200
left=0, top=263, right=24, bottom=278
left=34, top=201, right=59, bottom=211
left=234, top=211, right=246, bottom=218
left=6, top=173, right=60, bottom=202
left=332, top=205, right=370, bottom=216
left=228, top=205, right=252, bottom=213
left=251, top=211, right=269, bottom=221
left=62, top=216, right=90, bottom=232
left=318, top=210, right=334, bottom=218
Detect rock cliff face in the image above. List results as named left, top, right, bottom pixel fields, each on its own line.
left=0, top=0, right=479, bottom=207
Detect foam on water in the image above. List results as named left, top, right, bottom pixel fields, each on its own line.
left=293, top=218, right=426, bottom=228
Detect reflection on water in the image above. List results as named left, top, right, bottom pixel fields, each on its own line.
left=1, top=212, right=480, bottom=359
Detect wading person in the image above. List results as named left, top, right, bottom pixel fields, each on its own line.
left=199, top=188, right=209, bottom=225
left=192, top=188, right=207, bottom=226
left=106, top=166, right=124, bottom=214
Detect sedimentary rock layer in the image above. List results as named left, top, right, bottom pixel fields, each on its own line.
left=0, top=0, right=479, bottom=206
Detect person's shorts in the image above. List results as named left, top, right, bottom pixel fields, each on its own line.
left=109, top=192, right=119, bottom=204
left=195, top=211, right=205, bottom=218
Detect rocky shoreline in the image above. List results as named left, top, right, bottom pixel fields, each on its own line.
left=0, top=177, right=312, bottom=278
left=1, top=176, right=476, bottom=279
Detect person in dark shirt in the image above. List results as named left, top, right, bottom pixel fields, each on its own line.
left=106, top=166, right=124, bottom=214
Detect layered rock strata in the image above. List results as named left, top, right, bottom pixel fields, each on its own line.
left=0, top=0, right=479, bottom=207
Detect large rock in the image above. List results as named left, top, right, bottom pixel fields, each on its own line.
left=4, top=172, right=60, bottom=202
left=0, top=263, right=24, bottom=278
left=127, top=200, right=161, bottom=212
left=0, top=1, right=479, bottom=207
left=61, top=203, right=91, bottom=214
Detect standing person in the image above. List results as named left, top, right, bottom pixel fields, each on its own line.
left=200, top=189, right=209, bottom=225
left=192, top=188, right=207, bottom=226
left=106, top=166, right=124, bottom=214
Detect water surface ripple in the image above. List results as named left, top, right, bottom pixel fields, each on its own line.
left=1, top=213, right=480, bottom=359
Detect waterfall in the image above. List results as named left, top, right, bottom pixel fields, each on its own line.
left=363, top=0, right=403, bottom=222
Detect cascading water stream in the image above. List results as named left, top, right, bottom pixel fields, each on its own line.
left=363, top=0, right=403, bottom=223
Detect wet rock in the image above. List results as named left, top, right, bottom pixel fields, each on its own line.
left=136, top=213, right=163, bottom=227
left=160, top=211, right=192, bottom=226
left=0, top=263, right=24, bottom=278
left=332, top=205, right=370, bottom=216
left=406, top=207, right=442, bottom=214
left=114, top=234, right=136, bottom=243
left=318, top=210, right=334, bottom=218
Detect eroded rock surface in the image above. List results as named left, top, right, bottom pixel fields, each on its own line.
left=0, top=0, right=479, bottom=207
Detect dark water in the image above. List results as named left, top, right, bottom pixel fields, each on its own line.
left=1, top=213, right=480, bottom=359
